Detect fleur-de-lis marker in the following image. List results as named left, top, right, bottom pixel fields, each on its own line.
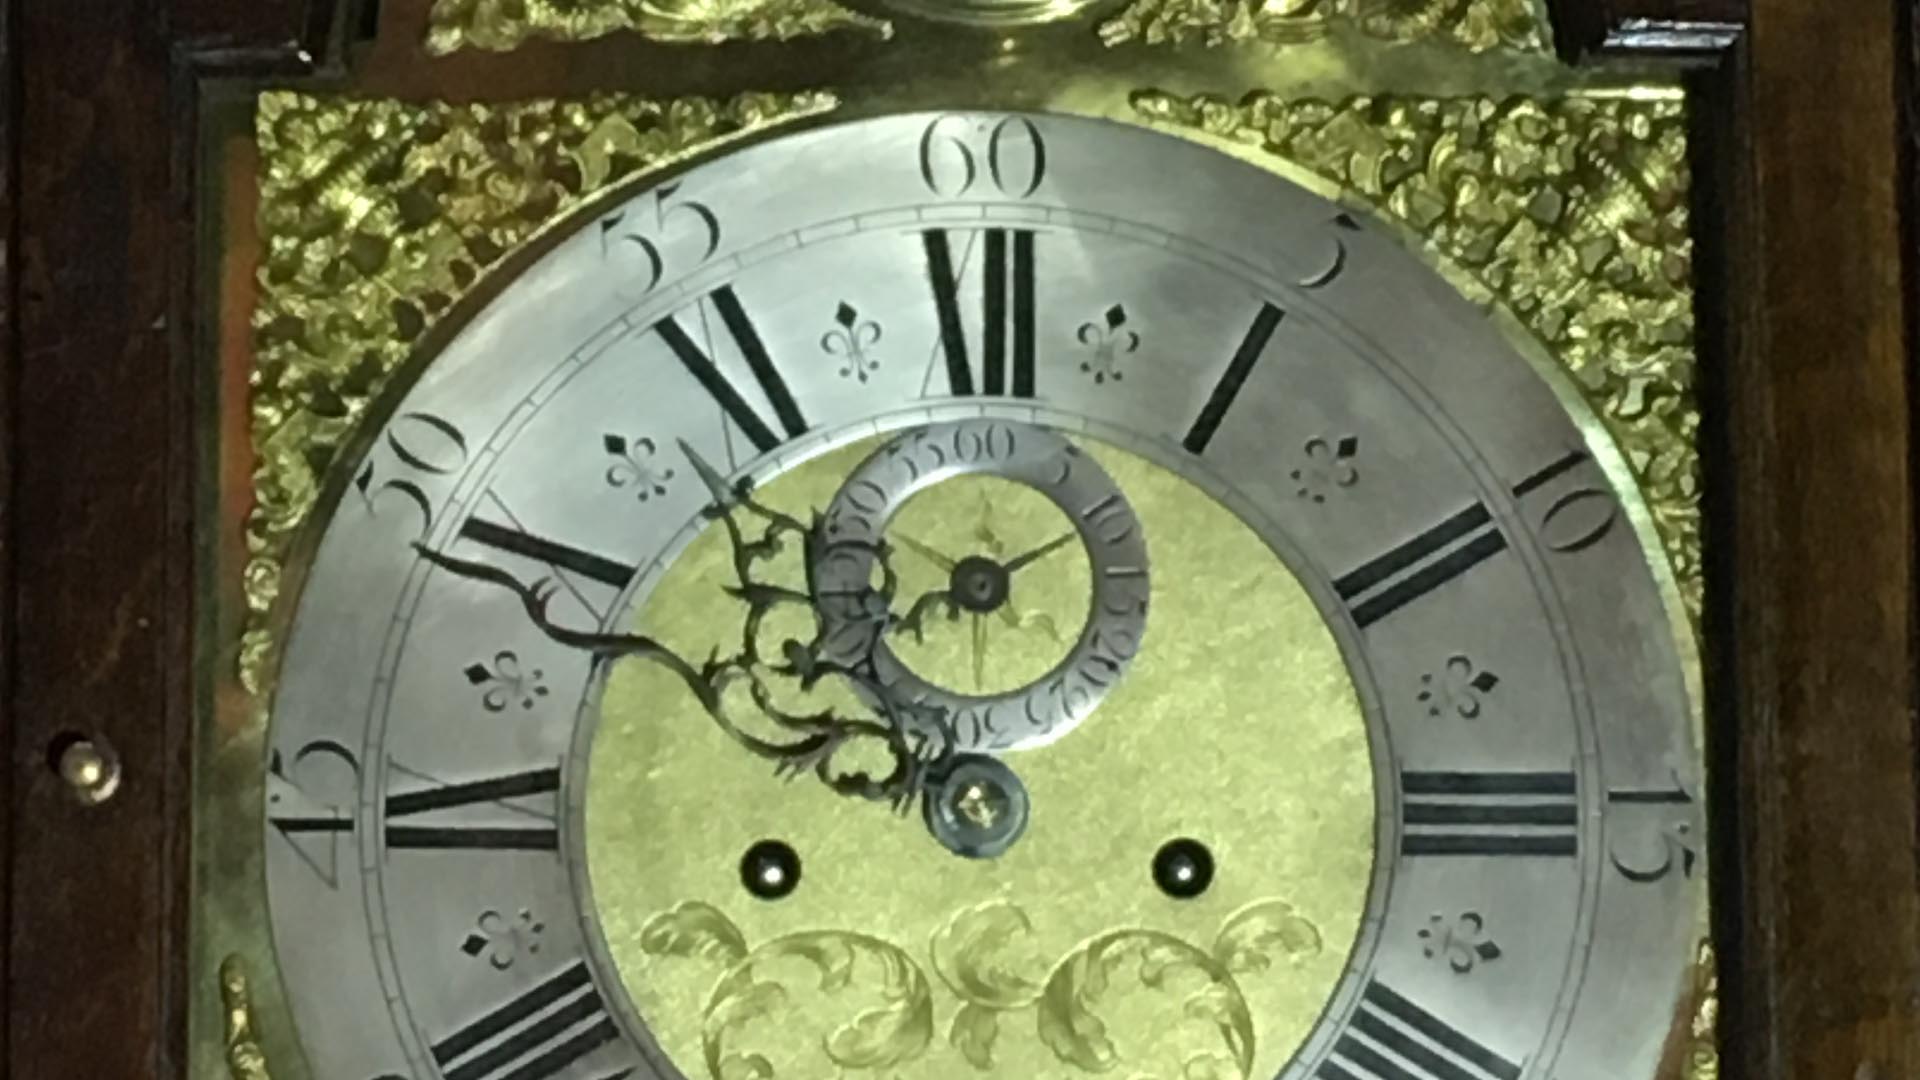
left=821, top=300, right=883, bottom=382
left=464, top=650, right=549, bottom=712
left=461, top=908, right=544, bottom=971
left=1291, top=434, right=1360, bottom=502
left=1416, top=654, right=1500, bottom=719
left=604, top=433, right=675, bottom=500
left=1419, top=912, right=1501, bottom=974
left=1075, top=303, right=1141, bottom=384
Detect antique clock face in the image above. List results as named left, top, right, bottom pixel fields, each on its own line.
left=261, top=112, right=1702, bottom=1080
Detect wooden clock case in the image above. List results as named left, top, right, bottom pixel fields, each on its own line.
left=3, top=1, right=1915, bottom=1076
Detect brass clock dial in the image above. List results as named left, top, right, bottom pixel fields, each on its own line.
left=261, top=111, right=1701, bottom=1080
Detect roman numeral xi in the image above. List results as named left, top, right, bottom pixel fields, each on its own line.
left=655, top=285, right=809, bottom=454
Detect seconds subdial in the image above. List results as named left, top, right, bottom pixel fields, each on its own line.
left=812, top=419, right=1152, bottom=755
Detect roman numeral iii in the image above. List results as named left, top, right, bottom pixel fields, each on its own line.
left=1400, top=769, right=1578, bottom=857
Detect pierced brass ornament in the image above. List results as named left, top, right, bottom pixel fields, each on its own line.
left=1099, top=0, right=1546, bottom=52
left=244, top=89, right=837, bottom=700
left=220, top=954, right=271, bottom=1080
left=1688, top=942, right=1719, bottom=1080
left=1131, top=90, right=1701, bottom=620
left=425, top=0, right=889, bottom=51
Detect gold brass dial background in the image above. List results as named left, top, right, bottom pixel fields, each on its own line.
left=585, top=436, right=1376, bottom=1079
left=203, top=0, right=1715, bottom=1071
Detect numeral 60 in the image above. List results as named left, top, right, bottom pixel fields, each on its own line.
left=918, top=115, right=1048, bottom=199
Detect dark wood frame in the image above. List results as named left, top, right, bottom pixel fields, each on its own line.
left=6, top=1, right=1915, bottom=1076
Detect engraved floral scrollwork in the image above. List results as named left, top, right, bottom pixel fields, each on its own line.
left=930, top=899, right=1320, bottom=1076
left=245, top=90, right=837, bottom=698
left=642, top=903, right=936, bottom=1078
left=930, top=900, right=1050, bottom=1067
left=1099, top=0, right=1546, bottom=53
left=1131, top=91, right=1702, bottom=621
left=642, top=899, right=1322, bottom=1079
left=221, top=954, right=271, bottom=1080
left=425, top=0, right=890, bottom=53
left=1039, top=931, right=1255, bottom=1079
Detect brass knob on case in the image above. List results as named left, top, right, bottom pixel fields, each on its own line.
left=55, top=735, right=122, bottom=806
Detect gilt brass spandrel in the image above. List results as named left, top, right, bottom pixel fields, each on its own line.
left=425, top=0, right=890, bottom=52
left=243, top=89, right=837, bottom=700
left=1685, top=941, right=1718, bottom=1080
left=587, top=437, right=1375, bottom=1079
left=1099, top=0, right=1549, bottom=53
left=419, top=0, right=1547, bottom=52
left=1130, top=89, right=1701, bottom=623
left=220, top=954, right=273, bottom=1080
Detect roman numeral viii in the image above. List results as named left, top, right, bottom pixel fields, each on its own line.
left=1319, top=978, right=1522, bottom=1080
left=432, top=961, right=622, bottom=1080
left=1400, top=769, right=1578, bottom=857
left=385, top=766, right=561, bottom=852
left=655, top=285, right=808, bottom=454
left=923, top=228, right=1036, bottom=397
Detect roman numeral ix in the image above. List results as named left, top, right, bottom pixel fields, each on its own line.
left=923, top=227, right=1036, bottom=397
left=656, top=285, right=808, bottom=454
left=385, top=766, right=560, bottom=852
left=1400, top=769, right=1578, bottom=858
left=432, top=961, right=622, bottom=1080
left=1319, top=978, right=1522, bottom=1080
